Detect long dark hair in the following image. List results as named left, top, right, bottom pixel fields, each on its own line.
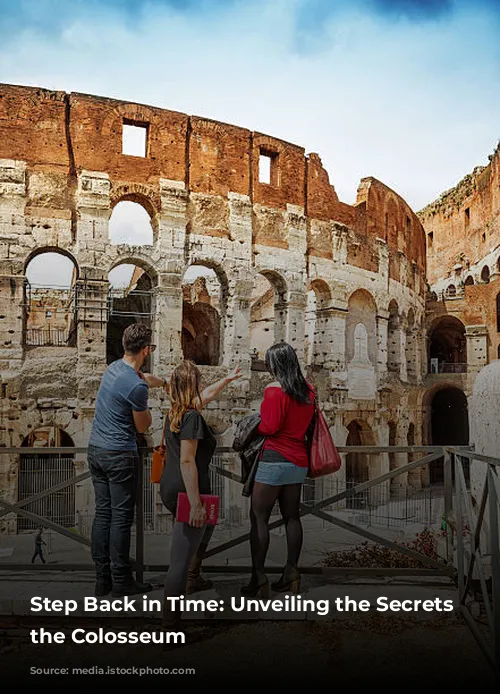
left=265, top=342, right=312, bottom=404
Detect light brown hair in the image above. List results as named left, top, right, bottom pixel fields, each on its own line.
left=169, top=360, right=202, bottom=433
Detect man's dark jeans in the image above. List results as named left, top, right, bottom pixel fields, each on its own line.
left=88, top=445, right=138, bottom=586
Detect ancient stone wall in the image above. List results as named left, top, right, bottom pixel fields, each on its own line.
left=0, top=84, right=428, bottom=528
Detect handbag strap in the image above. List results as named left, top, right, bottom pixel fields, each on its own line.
left=160, top=414, right=168, bottom=447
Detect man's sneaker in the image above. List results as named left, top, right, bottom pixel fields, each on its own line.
left=111, top=581, right=153, bottom=597
left=95, top=581, right=112, bottom=597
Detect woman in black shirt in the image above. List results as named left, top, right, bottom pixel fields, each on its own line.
left=160, top=360, right=241, bottom=634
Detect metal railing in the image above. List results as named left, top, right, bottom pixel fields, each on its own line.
left=0, top=444, right=498, bottom=674
left=24, top=327, right=75, bottom=347
left=428, top=362, right=468, bottom=374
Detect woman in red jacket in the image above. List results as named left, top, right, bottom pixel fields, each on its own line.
left=242, top=342, right=315, bottom=598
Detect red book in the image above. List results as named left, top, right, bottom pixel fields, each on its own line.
left=176, top=493, right=219, bottom=525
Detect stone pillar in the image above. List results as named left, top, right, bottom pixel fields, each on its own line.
left=465, top=325, right=488, bottom=372
left=152, top=276, right=184, bottom=371
left=286, top=288, right=307, bottom=363
left=468, top=360, right=500, bottom=579
left=325, top=307, right=347, bottom=388
left=0, top=159, right=27, bottom=374
left=399, top=322, right=408, bottom=382
left=223, top=275, right=253, bottom=371
left=376, top=312, right=389, bottom=383
left=74, top=171, right=112, bottom=405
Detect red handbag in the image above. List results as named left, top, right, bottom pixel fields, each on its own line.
left=307, top=399, right=341, bottom=478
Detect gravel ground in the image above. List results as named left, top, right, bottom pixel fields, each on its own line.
left=1, top=613, right=497, bottom=689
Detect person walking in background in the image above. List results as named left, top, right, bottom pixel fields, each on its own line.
left=159, top=360, right=242, bottom=638
left=31, top=527, right=46, bottom=564
left=242, top=342, right=315, bottom=598
left=88, top=322, right=167, bottom=598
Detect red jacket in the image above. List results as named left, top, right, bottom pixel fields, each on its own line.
left=256, top=383, right=315, bottom=468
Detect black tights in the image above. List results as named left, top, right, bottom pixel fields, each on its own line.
left=249, top=482, right=303, bottom=574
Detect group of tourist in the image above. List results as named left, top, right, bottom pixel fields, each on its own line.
left=88, top=322, right=317, bottom=641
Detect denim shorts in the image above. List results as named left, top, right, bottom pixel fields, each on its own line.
left=254, top=461, right=308, bottom=486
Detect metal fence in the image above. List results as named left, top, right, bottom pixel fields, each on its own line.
left=0, top=445, right=499, bottom=674
left=24, top=327, right=75, bottom=347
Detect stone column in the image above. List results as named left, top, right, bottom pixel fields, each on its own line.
left=465, top=325, right=488, bottom=372
left=0, top=159, right=27, bottom=374
left=286, top=289, right=307, bottom=364
left=74, top=171, right=111, bottom=405
left=376, top=312, right=389, bottom=384
left=324, top=307, right=347, bottom=388
left=399, top=321, right=408, bottom=382
left=222, top=275, right=254, bottom=371
left=152, top=274, right=184, bottom=371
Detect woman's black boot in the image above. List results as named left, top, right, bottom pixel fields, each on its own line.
left=271, top=565, right=301, bottom=594
left=240, top=571, right=270, bottom=598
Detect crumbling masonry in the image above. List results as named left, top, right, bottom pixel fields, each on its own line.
left=0, top=84, right=433, bottom=531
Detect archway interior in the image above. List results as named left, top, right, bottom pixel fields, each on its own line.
left=430, top=387, right=469, bottom=485
left=182, top=266, right=222, bottom=366
left=107, top=264, right=155, bottom=368
left=429, top=316, right=466, bottom=372
left=24, top=251, right=78, bottom=347
left=18, top=428, right=75, bottom=532
left=249, top=272, right=287, bottom=369
left=109, top=201, right=154, bottom=246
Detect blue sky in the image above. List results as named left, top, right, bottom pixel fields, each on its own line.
left=1, top=0, right=500, bottom=211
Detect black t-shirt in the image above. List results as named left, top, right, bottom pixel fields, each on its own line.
left=159, top=409, right=216, bottom=515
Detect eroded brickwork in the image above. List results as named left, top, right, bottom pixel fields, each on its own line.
left=0, top=84, right=428, bottom=530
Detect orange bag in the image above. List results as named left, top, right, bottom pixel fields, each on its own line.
left=150, top=417, right=167, bottom=483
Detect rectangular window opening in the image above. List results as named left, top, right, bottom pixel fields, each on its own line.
left=122, top=120, right=148, bottom=157
left=465, top=207, right=470, bottom=227
left=258, top=149, right=279, bottom=186
left=428, top=232, right=433, bottom=248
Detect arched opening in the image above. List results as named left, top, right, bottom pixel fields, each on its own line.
left=496, top=293, right=500, bottom=333
left=446, top=284, right=456, bottom=298
left=498, top=343, right=500, bottom=359
left=24, top=250, right=78, bottom=347
left=430, top=387, right=469, bottom=486
left=18, top=427, right=75, bottom=532
left=109, top=200, right=154, bottom=246
left=182, top=265, right=225, bottom=366
left=464, top=275, right=474, bottom=286
left=106, top=263, right=156, bottom=368
left=305, top=279, right=331, bottom=366
left=345, top=420, right=375, bottom=509
left=481, top=266, right=490, bottom=284
left=250, top=271, right=287, bottom=369
left=387, top=300, right=400, bottom=373
left=428, top=316, right=467, bottom=373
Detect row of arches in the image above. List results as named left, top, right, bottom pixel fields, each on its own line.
left=15, top=385, right=468, bottom=532
left=23, top=246, right=422, bottom=373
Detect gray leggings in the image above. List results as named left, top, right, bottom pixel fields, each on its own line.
left=164, top=521, right=214, bottom=596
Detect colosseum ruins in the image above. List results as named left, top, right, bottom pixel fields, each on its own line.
left=0, top=83, right=450, bottom=533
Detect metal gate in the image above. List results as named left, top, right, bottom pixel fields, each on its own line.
left=17, top=454, right=75, bottom=532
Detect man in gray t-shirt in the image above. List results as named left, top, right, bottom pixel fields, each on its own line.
left=88, top=323, right=167, bottom=597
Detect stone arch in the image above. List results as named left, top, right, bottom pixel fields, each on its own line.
left=24, top=247, right=79, bottom=279
left=428, top=315, right=466, bottom=372
left=181, top=262, right=227, bottom=366
left=464, top=275, right=474, bottom=286
left=305, top=278, right=332, bottom=366
left=110, top=184, right=161, bottom=237
left=428, top=386, right=469, bottom=485
left=109, top=192, right=158, bottom=246
left=106, top=261, right=157, bottom=367
left=250, top=269, right=288, bottom=363
left=481, top=265, right=490, bottom=283
left=24, top=248, right=79, bottom=348
left=18, top=427, right=75, bottom=532
left=446, top=284, right=456, bottom=298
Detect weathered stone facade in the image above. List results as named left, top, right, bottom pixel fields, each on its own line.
left=0, top=84, right=429, bottom=529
